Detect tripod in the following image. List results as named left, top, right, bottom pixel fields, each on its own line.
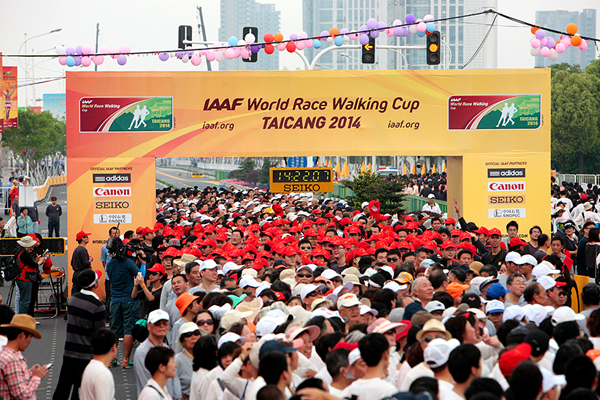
left=6, top=279, right=16, bottom=309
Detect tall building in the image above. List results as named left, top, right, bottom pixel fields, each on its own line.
left=218, top=0, right=281, bottom=71
left=302, top=0, right=389, bottom=70
left=535, top=9, right=596, bottom=69
left=387, top=0, right=498, bottom=70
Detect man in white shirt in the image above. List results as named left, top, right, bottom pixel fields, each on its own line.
left=446, top=344, right=482, bottom=400
left=138, top=347, right=177, bottom=400
left=325, top=349, right=354, bottom=397
left=422, top=194, right=442, bottom=214
left=423, top=338, right=461, bottom=400
left=80, top=328, right=118, bottom=400
left=341, top=333, right=399, bottom=400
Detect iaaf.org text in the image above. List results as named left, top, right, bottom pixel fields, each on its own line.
left=388, top=120, right=420, bottom=130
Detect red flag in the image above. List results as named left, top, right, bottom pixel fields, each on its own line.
left=368, top=200, right=381, bottom=220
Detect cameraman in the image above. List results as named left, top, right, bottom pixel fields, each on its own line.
left=105, top=238, right=141, bottom=369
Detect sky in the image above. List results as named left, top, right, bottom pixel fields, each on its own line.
left=0, top=0, right=598, bottom=108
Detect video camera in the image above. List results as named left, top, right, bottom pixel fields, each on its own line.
left=107, top=238, right=145, bottom=262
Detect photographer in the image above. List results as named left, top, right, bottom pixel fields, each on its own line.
left=105, top=238, right=141, bottom=369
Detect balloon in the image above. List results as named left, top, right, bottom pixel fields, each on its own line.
left=228, top=36, right=238, bottom=46
left=265, top=44, right=275, bottom=54
left=286, top=42, right=296, bottom=52
left=555, top=43, right=565, bottom=53
left=367, top=18, right=378, bottom=29
left=75, top=45, right=83, bottom=55
left=409, top=25, right=418, bottom=34
left=250, top=44, right=260, bottom=53
left=580, top=40, right=588, bottom=51
left=117, top=55, right=127, bottom=65
left=326, top=36, right=334, bottom=43
left=206, top=51, right=216, bottom=61
left=313, top=39, right=321, bottom=49
left=426, top=22, right=435, bottom=32
left=111, top=49, right=119, bottom=59
left=320, top=31, right=329, bottom=40
left=424, top=15, right=434, bottom=22
left=349, top=31, right=358, bottom=40
left=546, top=37, right=555, bottom=48
left=99, top=45, right=110, bottom=54
left=571, top=35, right=582, bottom=47
left=416, top=22, right=427, bottom=33
left=549, top=49, right=559, bottom=61
left=119, top=44, right=131, bottom=54
left=191, top=54, right=202, bottom=66
left=54, top=45, right=65, bottom=55
left=386, top=28, right=395, bottom=37
left=334, top=36, right=344, bottom=46
left=540, top=47, right=550, bottom=57
left=81, top=45, right=93, bottom=55
left=540, top=38, right=548, bottom=46
left=245, top=33, right=256, bottom=43
left=393, top=19, right=402, bottom=27
left=395, top=27, right=403, bottom=37
left=343, top=36, right=350, bottom=43
left=531, top=38, right=540, bottom=48
left=377, top=22, right=386, bottom=32
left=58, top=56, right=67, bottom=65
left=535, top=30, right=545, bottom=40
left=264, top=33, right=274, bottom=43
left=359, top=34, right=369, bottom=45
left=80, top=56, right=91, bottom=67
left=340, top=28, right=349, bottom=35
left=65, top=47, right=75, bottom=56
left=287, top=33, right=297, bottom=41
left=566, top=23, right=577, bottom=35
left=530, top=25, right=540, bottom=35
left=224, top=48, right=235, bottom=59
left=66, top=56, right=75, bottom=67
left=240, top=49, right=250, bottom=59
left=278, top=42, right=286, bottom=51
left=370, top=31, right=380, bottom=38
left=215, top=51, right=225, bottom=62
left=273, top=33, right=283, bottom=42
left=92, top=55, right=104, bottom=65
left=74, top=56, right=82, bottom=66
left=360, top=25, right=367, bottom=33
left=405, top=14, right=417, bottom=24
left=401, top=27, right=409, bottom=37
left=563, top=38, right=571, bottom=48
left=530, top=47, right=540, bottom=56
left=416, top=30, right=426, bottom=37
left=305, top=39, right=314, bottom=48
left=330, top=28, right=340, bottom=36
left=296, top=41, right=305, bottom=50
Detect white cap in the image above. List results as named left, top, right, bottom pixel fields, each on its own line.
left=223, top=262, right=242, bottom=275
left=241, top=269, right=258, bottom=278
left=425, top=300, right=446, bottom=313
left=148, top=309, right=170, bottom=324
left=551, top=306, right=586, bottom=326
left=360, top=304, right=378, bottom=316
left=326, top=281, right=354, bottom=303
left=297, top=264, right=316, bottom=274
left=505, top=252, right=521, bottom=263
left=337, top=293, right=361, bottom=309
left=255, top=310, right=287, bottom=337
left=239, top=276, right=261, bottom=289
left=300, top=284, right=325, bottom=301
left=218, top=332, right=246, bottom=349
left=525, top=304, right=551, bottom=326
left=485, top=300, right=505, bottom=314
left=538, top=276, right=556, bottom=291
left=423, top=338, right=460, bottom=368
left=541, top=367, right=567, bottom=394
left=218, top=204, right=227, bottom=211
left=515, top=254, right=538, bottom=267
left=382, top=281, right=402, bottom=293
left=361, top=202, right=369, bottom=209
left=503, top=305, right=526, bottom=323
left=321, top=269, right=341, bottom=280
left=532, top=262, right=560, bottom=280
left=255, top=282, right=272, bottom=296
left=348, top=348, right=361, bottom=365
left=199, top=259, right=219, bottom=271
left=428, top=194, right=435, bottom=199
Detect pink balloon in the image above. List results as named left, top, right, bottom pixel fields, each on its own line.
left=191, top=54, right=202, bottom=66
left=240, top=49, right=250, bottom=59
left=92, top=55, right=104, bottom=65
left=580, top=40, right=588, bottom=51
left=82, top=45, right=93, bottom=55
left=563, top=38, right=571, bottom=48
left=111, top=48, right=119, bottom=59
left=417, top=22, right=427, bottom=33
left=540, top=38, right=548, bottom=47
left=296, top=41, right=305, bottom=50
left=58, top=56, right=67, bottom=65
left=305, top=39, right=313, bottom=48
left=278, top=43, right=286, bottom=51
left=540, top=47, right=550, bottom=57
left=530, top=38, right=540, bottom=48
left=99, top=45, right=110, bottom=54
left=555, top=43, right=565, bottom=53
left=81, top=56, right=92, bottom=67
left=234, top=47, right=241, bottom=57
left=386, top=28, right=395, bottom=37
left=206, top=51, right=216, bottom=61
left=225, top=48, right=235, bottom=59
left=119, top=44, right=131, bottom=54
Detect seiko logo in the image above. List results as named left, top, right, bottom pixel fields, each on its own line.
left=93, top=173, right=131, bottom=183
left=488, top=182, right=526, bottom=192
left=94, top=201, right=131, bottom=209
left=487, top=168, right=526, bottom=178
left=488, top=195, right=526, bottom=205
left=93, top=187, right=131, bottom=197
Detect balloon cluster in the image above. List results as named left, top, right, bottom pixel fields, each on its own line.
left=529, top=23, right=587, bottom=61
left=55, top=44, right=131, bottom=67
left=167, top=14, right=434, bottom=64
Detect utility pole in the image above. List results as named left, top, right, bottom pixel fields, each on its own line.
left=196, top=6, right=212, bottom=71
left=95, top=23, right=100, bottom=71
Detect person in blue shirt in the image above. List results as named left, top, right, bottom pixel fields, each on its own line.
left=101, top=226, right=120, bottom=319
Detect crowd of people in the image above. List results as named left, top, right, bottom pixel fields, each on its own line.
left=3, top=180, right=600, bottom=400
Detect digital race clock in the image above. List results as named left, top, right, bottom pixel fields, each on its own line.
left=269, top=167, right=333, bottom=193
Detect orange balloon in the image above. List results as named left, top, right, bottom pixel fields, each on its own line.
left=329, top=28, right=340, bottom=36
left=571, top=35, right=582, bottom=47
left=566, top=23, right=577, bottom=35
left=273, top=32, right=284, bottom=42
left=530, top=25, right=539, bottom=35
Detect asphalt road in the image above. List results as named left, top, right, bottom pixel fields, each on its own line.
left=156, top=167, right=221, bottom=190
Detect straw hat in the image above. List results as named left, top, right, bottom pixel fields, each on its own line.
left=1, top=315, right=41, bottom=339
left=17, top=236, right=36, bottom=248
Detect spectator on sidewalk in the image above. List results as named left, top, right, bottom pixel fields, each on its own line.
left=46, top=196, right=62, bottom=237
left=79, top=329, right=118, bottom=400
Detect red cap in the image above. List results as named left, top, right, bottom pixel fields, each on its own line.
left=147, top=263, right=166, bottom=276
left=450, top=229, right=462, bottom=237
left=162, top=247, right=179, bottom=258
left=441, top=240, right=456, bottom=250
left=283, top=246, right=298, bottom=257
left=509, top=237, right=527, bottom=247
left=312, top=209, right=322, bottom=215
left=459, top=232, right=472, bottom=241
left=488, top=228, right=502, bottom=236
left=499, top=343, right=532, bottom=377
left=76, top=231, right=91, bottom=241
left=445, top=218, right=456, bottom=225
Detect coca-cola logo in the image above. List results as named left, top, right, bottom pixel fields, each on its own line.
left=93, top=187, right=132, bottom=197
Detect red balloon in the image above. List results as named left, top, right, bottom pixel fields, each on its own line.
left=264, top=33, right=274, bottom=43
left=286, top=42, right=296, bottom=53
left=265, top=44, right=275, bottom=54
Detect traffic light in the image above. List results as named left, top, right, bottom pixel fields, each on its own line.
left=242, top=27, right=258, bottom=63
left=427, top=31, right=441, bottom=65
left=361, top=36, right=376, bottom=64
left=178, top=25, right=192, bottom=49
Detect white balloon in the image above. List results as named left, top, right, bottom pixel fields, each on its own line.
left=343, top=35, right=350, bottom=42
left=182, top=55, right=189, bottom=63
left=245, top=33, right=256, bottom=44
left=549, top=49, right=559, bottom=61
left=170, top=53, right=175, bottom=58
left=530, top=47, right=541, bottom=56
left=54, top=45, right=65, bottom=55
left=409, top=25, right=418, bottom=34
left=237, top=40, right=246, bottom=46
left=327, top=36, right=334, bottom=43
left=215, top=51, right=225, bottom=62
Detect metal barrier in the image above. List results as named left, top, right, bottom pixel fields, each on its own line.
left=557, top=173, right=599, bottom=185
left=402, top=195, right=448, bottom=214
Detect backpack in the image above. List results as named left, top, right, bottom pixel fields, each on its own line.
left=1, top=255, right=21, bottom=281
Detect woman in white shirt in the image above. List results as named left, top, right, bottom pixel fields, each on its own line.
left=174, top=322, right=205, bottom=400
left=190, top=335, right=218, bottom=400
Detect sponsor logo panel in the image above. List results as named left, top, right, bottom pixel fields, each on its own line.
left=488, top=195, right=526, bottom=205
left=487, top=168, right=526, bottom=178
left=487, top=181, right=526, bottom=192
left=488, top=208, right=527, bottom=219
left=93, top=187, right=131, bottom=197
left=93, top=214, right=133, bottom=224
left=93, top=200, right=132, bottom=210
left=93, top=173, right=131, bottom=183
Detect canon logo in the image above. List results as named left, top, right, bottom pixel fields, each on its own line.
left=93, top=187, right=132, bottom=197
left=488, top=181, right=526, bottom=192
left=487, top=168, right=526, bottom=178
left=93, top=173, right=131, bottom=183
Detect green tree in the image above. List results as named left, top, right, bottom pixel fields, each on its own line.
left=238, top=158, right=255, bottom=177
left=551, top=70, right=600, bottom=173
left=2, top=109, right=66, bottom=171
left=342, top=170, right=407, bottom=214
left=545, top=63, right=582, bottom=78
left=586, top=59, right=600, bottom=79
left=258, top=157, right=273, bottom=185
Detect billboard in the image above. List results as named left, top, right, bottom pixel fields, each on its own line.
left=1, top=67, right=18, bottom=129
left=43, top=93, right=66, bottom=121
